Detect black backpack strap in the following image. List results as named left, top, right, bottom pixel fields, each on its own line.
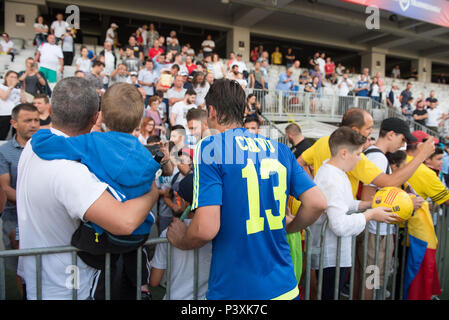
left=364, top=147, right=391, bottom=175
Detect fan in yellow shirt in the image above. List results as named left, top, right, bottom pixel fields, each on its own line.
left=406, top=144, right=449, bottom=206
left=298, top=109, right=436, bottom=198
left=271, top=46, right=282, bottom=65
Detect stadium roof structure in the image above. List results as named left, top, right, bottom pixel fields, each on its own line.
left=45, top=0, right=449, bottom=65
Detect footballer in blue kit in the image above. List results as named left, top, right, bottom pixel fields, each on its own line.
left=167, top=79, right=327, bottom=300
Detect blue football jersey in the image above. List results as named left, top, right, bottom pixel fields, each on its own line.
left=191, top=128, right=315, bottom=300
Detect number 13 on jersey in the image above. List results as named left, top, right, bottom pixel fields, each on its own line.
left=242, top=158, right=287, bottom=235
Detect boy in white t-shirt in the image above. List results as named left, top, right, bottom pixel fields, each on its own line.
left=310, top=126, right=397, bottom=300
left=150, top=173, right=212, bottom=300
left=426, top=100, right=444, bottom=133
left=360, top=117, right=417, bottom=300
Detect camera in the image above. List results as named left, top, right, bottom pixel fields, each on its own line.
left=145, top=144, right=165, bottom=164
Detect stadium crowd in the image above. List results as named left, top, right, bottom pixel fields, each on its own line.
left=0, top=14, right=449, bottom=301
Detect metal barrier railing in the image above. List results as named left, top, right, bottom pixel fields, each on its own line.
left=251, top=88, right=444, bottom=142
left=302, top=204, right=449, bottom=300
left=0, top=205, right=448, bottom=300
left=0, top=237, right=200, bottom=300
left=251, top=88, right=374, bottom=120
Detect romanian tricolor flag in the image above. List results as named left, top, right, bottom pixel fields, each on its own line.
left=404, top=201, right=441, bottom=300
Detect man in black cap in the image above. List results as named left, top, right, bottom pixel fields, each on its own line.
left=358, top=117, right=419, bottom=300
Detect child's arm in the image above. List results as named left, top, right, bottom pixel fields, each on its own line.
left=149, top=235, right=168, bottom=287
left=149, top=267, right=165, bottom=287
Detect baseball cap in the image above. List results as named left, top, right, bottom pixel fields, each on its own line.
left=380, top=118, right=417, bottom=142
left=179, top=70, right=188, bottom=76
left=410, top=130, right=439, bottom=144
left=111, top=23, right=118, bottom=28
left=130, top=71, right=138, bottom=77
left=174, top=173, right=193, bottom=204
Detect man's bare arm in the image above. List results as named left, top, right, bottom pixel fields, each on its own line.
left=286, top=186, right=327, bottom=233
left=371, top=138, right=435, bottom=188
left=297, top=156, right=313, bottom=179
left=167, top=205, right=220, bottom=250
left=84, top=181, right=159, bottom=235
left=0, top=174, right=16, bottom=203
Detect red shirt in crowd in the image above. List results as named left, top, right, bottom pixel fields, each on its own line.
left=185, top=63, right=197, bottom=75
left=148, top=47, right=164, bottom=59
left=324, top=62, right=335, bottom=76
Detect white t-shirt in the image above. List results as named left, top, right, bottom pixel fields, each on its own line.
left=0, top=84, right=21, bottom=116
left=61, top=35, right=74, bottom=52
left=75, top=57, right=92, bottom=73
left=103, top=50, right=115, bottom=75
left=337, top=78, right=353, bottom=96
left=38, top=43, right=63, bottom=71
left=310, top=162, right=365, bottom=269
left=51, top=20, right=69, bottom=38
left=17, top=128, right=108, bottom=300
left=316, top=57, right=326, bottom=75
left=138, top=69, right=158, bottom=96
left=151, top=219, right=212, bottom=300
left=364, top=146, right=395, bottom=236
left=233, top=60, right=247, bottom=73
left=193, top=82, right=210, bottom=107
left=167, top=87, right=186, bottom=103
left=201, top=40, right=215, bottom=53
left=426, top=108, right=443, bottom=127
left=0, top=39, right=14, bottom=53
left=171, top=101, right=196, bottom=127
left=105, top=28, right=115, bottom=42
left=370, top=84, right=380, bottom=97
left=210, top=62, right=224, bottom=79
left=34, top=23, right=48, bottom=35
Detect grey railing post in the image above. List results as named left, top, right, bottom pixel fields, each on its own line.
left=0, top=257, right=5, bottom=300
left=105, top=253, right=111, bottom=300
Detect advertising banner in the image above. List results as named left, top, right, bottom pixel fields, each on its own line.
left=342, top=0, right=449, bottom=28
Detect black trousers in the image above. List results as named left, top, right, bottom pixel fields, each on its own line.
left=93, top=248, right=150, bottom=300
left=316, top=267, right=350, bottom=300
left=63, top=51, right=74, bottom=66
left=0, top=116, right=11, bottom=140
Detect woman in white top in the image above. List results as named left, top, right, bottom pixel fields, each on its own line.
left=370, top=76, right=381, bottom=103
left=210, top=53, right=226, bottom=80
left=192, top=72, right=210, bottom=109
left=75, top=46, right=92, bottom=74
left=34, top=16, right=48, bottom=47
left=0, top=71, right=27, bottom=139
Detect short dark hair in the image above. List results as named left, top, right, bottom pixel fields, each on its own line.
left=147, top=135, right=161, bottom=144
left=33, top=93, right=49, bottom=104
left=171, top=64, right=180, bottom=71
left=11, top=103, right=38, bottom=121
left=205, top=79, right=246, bottom=126
left=186, top=88, right=197, bottom=96
left=386, top=150, right=407, bottom=167
left=186, top=108, right=207, bottom=122
left=285, top=123, right=302, bottom=135
left=430, top=147, right=444, bottom=159
left=340, top=108, right=367, bottom=130
left=244, top=117, right=260, bottom=128
left=93, top=61, right=105, bottom=68
left=171, top=124, right=186, bottom=133
left=329, top=126, right=367, bottom=157
left=144, top=58, right=154, bottom=65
